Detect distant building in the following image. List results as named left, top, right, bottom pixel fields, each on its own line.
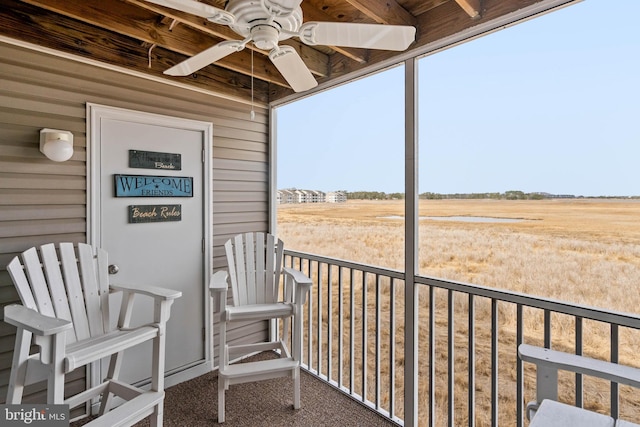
left=277, top=189, right=296, bottom=204
left=277, top=189, right=345, bottom=204
left=326, top=191, right=347, bottom=203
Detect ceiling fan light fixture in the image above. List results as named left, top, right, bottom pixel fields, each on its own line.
left=251, top=24, right=280, bottom=50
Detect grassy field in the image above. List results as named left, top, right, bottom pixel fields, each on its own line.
left=277, top=199, right=640, bottom=425
left=278, top=198, right=640, bottom=313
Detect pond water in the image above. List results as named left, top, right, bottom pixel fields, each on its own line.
left=380, top=215, right=527, bottom=223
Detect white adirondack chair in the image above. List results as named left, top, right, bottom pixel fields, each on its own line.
left=4, top=242, right=182, bottom=427
left=210, top=232, right=312, bottom=423
left=519, top=344, right=640, bottom=427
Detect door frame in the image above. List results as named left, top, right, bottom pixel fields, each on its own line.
left=86, top=103, right=213, bottom=388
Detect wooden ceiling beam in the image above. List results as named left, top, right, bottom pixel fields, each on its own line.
left=454, top=0, right=482, bottom=18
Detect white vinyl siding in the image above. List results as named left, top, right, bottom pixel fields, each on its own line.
left=0, top=40, right=269, bottom=404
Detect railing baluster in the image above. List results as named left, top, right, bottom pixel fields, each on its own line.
left=491, top=299, right=498, bottom=427
left=516, top=304, right=523, bottom=427
left=307, top=259, right=313, bottom=372
left=448, top=289, right=455, bottom=427
left=544, top=309, right=551, bottom=349
left=390, top=277, right=396, bottom=420
left=576, top=316, right=583, bottom=408
left=338, top=266, right=344, bottom=388
left=429, top=285, right=436, bottom=427
left=362, top=271, right=368, bottom=402
left=327, top=262, right=333, bottom=382
left=350, top=268, right=355, bottom=395
left=611, top=323, right=619, bottom=419
left=375, top=274, right=381, bottom=409
left=317, top=262, right=323, bottom=376
left=469, top=294, right=476, bottom=427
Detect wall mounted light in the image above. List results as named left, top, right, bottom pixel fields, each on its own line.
left=40, top=128, right=74, bottom=162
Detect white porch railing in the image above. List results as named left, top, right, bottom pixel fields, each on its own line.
left=284, top=250, right=640, bottom=427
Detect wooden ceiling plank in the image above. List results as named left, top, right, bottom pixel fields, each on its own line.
left=0, top=3, right=269, bottom=103
left=124, top=0, right=241, bottom=40
left=17, top=0, right=296, bottom=87
left=345, top=0, right=418, bottom=26
left=399, top=0, right=449, bottom=17
left=454, top=0, right=482, bottom=18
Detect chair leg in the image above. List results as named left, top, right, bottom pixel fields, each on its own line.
left=218, top=377, right=226, bottom=423
left=151, top=332, right=167, bottom=393
left=293, top=366, right=301, bottom=409
left=149, top=331, right=167, bottom=426
left=6, top=329, right=32, bottom=404
left=46, top=333, right=66, bottom=404
left=218, top=317, right=227, bottom=423
left=150, top=400, right=163, bottom=427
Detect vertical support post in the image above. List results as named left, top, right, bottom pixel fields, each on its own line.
left=268, top=107, right=278, bottom=234
left=404, top=56, right=419, bottom=427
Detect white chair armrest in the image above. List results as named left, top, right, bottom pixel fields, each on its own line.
left=519, top=343, right=640, bottom=421
left=209, top=270, right=229, bottom=293
left=519, top=344, right=640, bottom=390
left=4, top=304, right=72, bottom=336
left=209, top=270, right=228, bottom=313
left=283, top=267, right=312, bottom=305
left=110, top=283, right=182, bottom=300
left=111, top=284, right=181, bottom=328
left=282, top=267, right=312, bottom=287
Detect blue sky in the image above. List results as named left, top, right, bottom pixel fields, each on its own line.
left=276, top=0, right=640, bottom=197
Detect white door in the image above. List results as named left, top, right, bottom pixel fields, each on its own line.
left=88, top=104, right=212, bottom=387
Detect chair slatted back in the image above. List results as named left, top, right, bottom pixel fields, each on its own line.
left=224, top=232, right=283, bottom=306
left=7, top=243, right=112, bottom=344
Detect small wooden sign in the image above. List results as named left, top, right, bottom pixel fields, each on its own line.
left=129, top=150, right=182, bottom=170
left=114, top=174, right=193, bottom=197
left=129, top=205, right=182, bottom=223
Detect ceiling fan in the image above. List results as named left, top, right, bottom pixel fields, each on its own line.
left=144, top=0, right=417, bottom=92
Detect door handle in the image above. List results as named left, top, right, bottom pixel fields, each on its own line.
left=108, top=264, right=119, bottom=275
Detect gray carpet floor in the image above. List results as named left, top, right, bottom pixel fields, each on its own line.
left=73, top=352, right=397, bottom=426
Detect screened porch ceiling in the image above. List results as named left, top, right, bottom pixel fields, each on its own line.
left=1, top=0, right=578, bottom=104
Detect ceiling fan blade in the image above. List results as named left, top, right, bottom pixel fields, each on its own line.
left=269, top=46, right=317, bottom=93
left=164, top=41, right=244, bottom=76
left=143, top=0, right=235, bottom=24
left=299, top=22, right=416, bottom=51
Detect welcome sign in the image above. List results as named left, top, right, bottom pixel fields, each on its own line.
left=114, top=174, right=193, bottom=197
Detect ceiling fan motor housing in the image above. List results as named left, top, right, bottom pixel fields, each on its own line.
left=227, top=0, right=303, bottom=43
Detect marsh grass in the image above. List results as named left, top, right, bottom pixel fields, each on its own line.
left=278, top=199, right=640, bottom=425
